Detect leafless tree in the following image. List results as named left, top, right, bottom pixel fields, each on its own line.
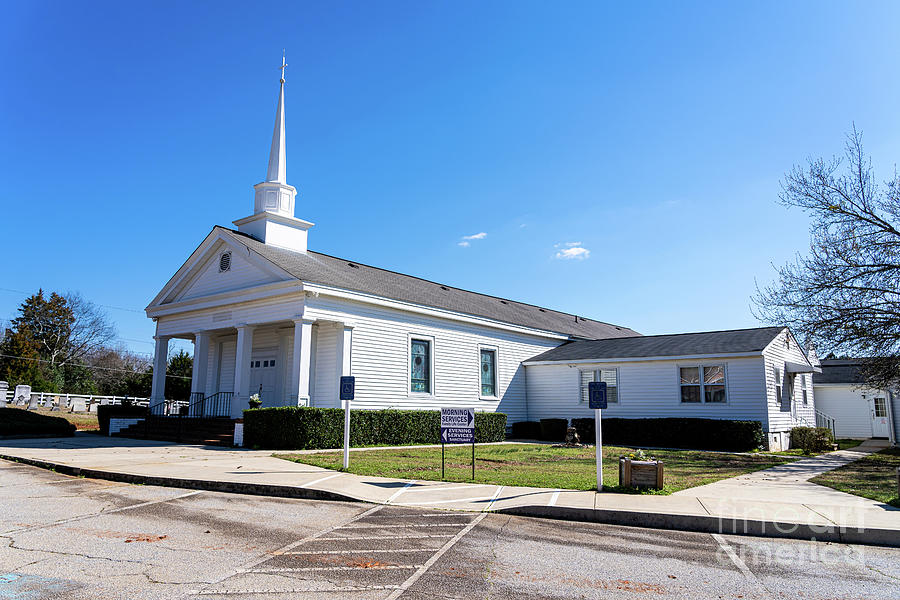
left=64, top=292, right=117, bottom=363
left=753, top=127, right=900, bottom=388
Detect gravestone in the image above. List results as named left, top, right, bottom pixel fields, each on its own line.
left=27, top=395, right=40, bottom=410
left=70, top=398, right=88, bottom=413
left=14, top=384, right=31, bottom=406
left=89, top=402, right=98, bottom=413
left=0, top=381, right=8, bottom=405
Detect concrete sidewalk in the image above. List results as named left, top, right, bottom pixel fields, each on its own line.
left=1, top=434, right=898, bottom=547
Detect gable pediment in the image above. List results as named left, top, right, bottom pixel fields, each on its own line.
left=148, top=230, right=297, bottom=309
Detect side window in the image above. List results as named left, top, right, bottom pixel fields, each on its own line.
left=681, top=365, right=726, bottom=403
left=774, top=366, right=782, bottom=403
left=801, top=375, right=808, bottom=405
left=480, top=349, right=496, bottom=397
left=410, top=339, right=431, bottom=393
left=580, top=368, right=619, bottom=403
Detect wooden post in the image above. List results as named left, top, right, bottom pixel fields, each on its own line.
left=656, top=461, right=664, bottom=490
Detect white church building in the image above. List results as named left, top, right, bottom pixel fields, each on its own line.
left=145, top=64, right=638, bottom=423
left=145, top=63, right=834, bottom=450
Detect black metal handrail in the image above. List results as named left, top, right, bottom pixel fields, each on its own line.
left=184, top=391, right=233, bottom=419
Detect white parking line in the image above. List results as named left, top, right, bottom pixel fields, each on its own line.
left=285, top=548, right=438, bottom=555
left=548, top=490, right=561, bottom=506
left=484, top=486, right=504, bottom=512
left=712, top=533, right=756, bottom=580
left=385, top=480, right=417, bottom=504
left=341, top=522, right=474, bottom=529
left=192, top=584, right=400, bottom=595
left=314, top=534, right=455, bottom=541
left=298, top=473, right=343, bottom=488
left=385, top=513, right=487, bottom=600
left=247, top=565, right=422, bottom=573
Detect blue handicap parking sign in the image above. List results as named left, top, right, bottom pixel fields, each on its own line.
left=339, top=376, right=355, bottom=401
left=588, top=381, right=607, bottom=409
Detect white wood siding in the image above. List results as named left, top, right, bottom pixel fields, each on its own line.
left=525, top=356, right=768, bottom=424
left=175, top=245, right=281, bottom=302
left=154, top=296, right=303, bottom=338
left=312, top=324, right=339, bottom=408
left=303, top=295, right=560, bottom=423
left=762, top=329, right=816, bottom=433
left=814, top=384, right=884, bottom=439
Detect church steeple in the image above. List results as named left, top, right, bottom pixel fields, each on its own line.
left=234, top=52, right=313, bottom=253
left=265, top=54, right=288, bottom=184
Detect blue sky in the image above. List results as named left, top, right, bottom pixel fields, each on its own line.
left=2, top=1, right=899, bottom=357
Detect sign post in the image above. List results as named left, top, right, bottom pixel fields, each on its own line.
left=588, top=381, right=607, bottom=491
left=339, top=376, right=355, bottom=470
left=440, top=407, right=476, bottom=479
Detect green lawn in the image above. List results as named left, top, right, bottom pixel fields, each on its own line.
left=765, top=438, right=864, bottom=456
left=810, top=448, right=900, bottom=507
left=276, top=443, right=799, bottom=494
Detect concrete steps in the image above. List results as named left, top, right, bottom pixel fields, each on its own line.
left=116, top=417, right=236, bottom=446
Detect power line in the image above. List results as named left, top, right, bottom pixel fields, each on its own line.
left=0, top=352, right=192, bottom=380
left=0, top=287, right=145, bottom=313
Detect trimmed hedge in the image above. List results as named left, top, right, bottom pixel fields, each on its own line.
left=790, top=426, right=835, bottom=454
left=0, top=408, right=76, bottom=437
left=97, top=404, right=148, bottom=436
left=511, top=420, right=542, bottom=440
left=570, top=417, right=766, bottom=452
left=242, top=407, right=507, bottom=450
left=539, top=418, right=568, bottom=442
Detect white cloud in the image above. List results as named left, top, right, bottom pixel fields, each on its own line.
left=554, top=242, right=591, bottom=260
left=457, top=232, right=486, bottom=248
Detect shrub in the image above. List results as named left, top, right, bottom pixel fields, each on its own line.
left=571, top=418, right=595, bottom=441
left=570, top=417, right=766, bottom=452
left=0, top=408, right=76, bottom=437
left=97, top=404, right=148, bottom=436
left=510, top=420, right=542, bottom=440
left=243, top=407, right=507, bottom=450
left=790, top=426, right=835, bottom=454
left=539, top=418, right=568, bottom=442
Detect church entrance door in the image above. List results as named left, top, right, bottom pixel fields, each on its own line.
left=249, top=356, right=277, bottom=407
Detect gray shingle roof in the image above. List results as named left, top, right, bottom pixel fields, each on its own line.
left=524, top=326, right=786, bottom=362
left=218, top=227, right=638, bottom=340
left=814, top=360, right=866, bottom=385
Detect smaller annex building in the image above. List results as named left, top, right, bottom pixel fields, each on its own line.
left=523, top=327, right=819, bottom=451
left=813, top=359, right=898, bottom=444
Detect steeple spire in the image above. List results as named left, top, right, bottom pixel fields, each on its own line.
left=265, top=52, right=287, bottom=184
left=235, top=52, right=313, bottom=253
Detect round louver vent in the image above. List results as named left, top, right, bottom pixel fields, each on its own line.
left=219, top=252, right=232, bottom=272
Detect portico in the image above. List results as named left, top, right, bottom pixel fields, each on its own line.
left=149, top=317, right=353, bottom=419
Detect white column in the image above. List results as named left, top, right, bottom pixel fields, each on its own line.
left=191, top=332, right=211, bottom=415
left=290, top=319, right=314, bottom=407
left=334, top=324, right=354, bottom=399
left=150, top=336, right=169, bottom=413
left=233, top=324, right=255, bottom=418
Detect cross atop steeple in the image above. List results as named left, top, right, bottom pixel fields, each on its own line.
left=280, top=50, right=287, bottom=83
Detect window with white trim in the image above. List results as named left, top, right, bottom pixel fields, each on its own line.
left=680, top=365, right=726, bottom=403
left=580, top=369, right=618, bottom=404
left=480, top=349, right=497, bottom=397
left=801, top=374, right=808, bottom=405
left=774, top=366, right=782, bottom=404
left=410, top=339, right=431, bottom=393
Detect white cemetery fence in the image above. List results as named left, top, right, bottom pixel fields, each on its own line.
left=0, top=389, right=150, bottom=413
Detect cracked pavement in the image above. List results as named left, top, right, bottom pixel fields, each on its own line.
left=2, top=458, right=899, bottom=599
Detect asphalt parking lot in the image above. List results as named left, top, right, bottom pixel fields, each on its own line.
left=2, top=458, right=899, bottom=599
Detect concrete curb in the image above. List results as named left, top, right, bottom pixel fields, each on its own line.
left=3, top=453, right=898, bottom=548
left=497, top=505, right=900, bottom=548
left=0, top=454, right=364, bottom=505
